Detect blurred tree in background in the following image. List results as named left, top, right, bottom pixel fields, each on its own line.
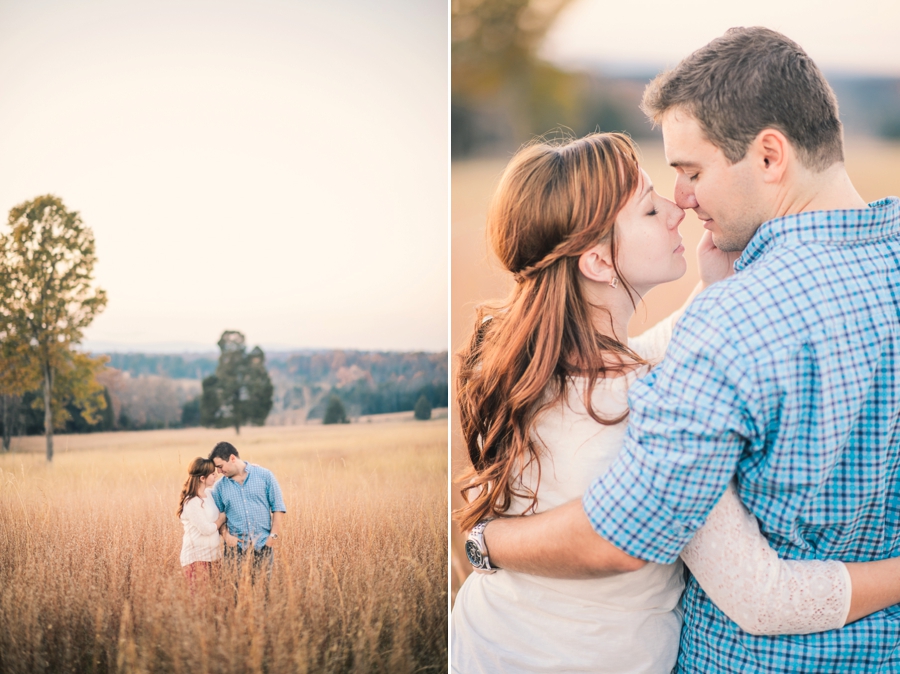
left=0, top=195, right=108, bottom=461
left=0, top=327, right=40, bottom=452
left=414, top=394, right=432, bottom=421
left=323, top=396, right=349, bottom=425
left=181, top=395, right=201, bottom=427
left=201, top=331, right=274, bottom=433
left=452, top=0, right=651, bottom=157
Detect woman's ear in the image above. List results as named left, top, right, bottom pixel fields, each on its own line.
left=578, top=243, right=615, bottom=285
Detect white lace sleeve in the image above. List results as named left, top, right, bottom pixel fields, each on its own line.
left=680, top=481, right=852, bottom=636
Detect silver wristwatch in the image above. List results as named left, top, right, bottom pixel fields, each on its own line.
left=465, top=519, right=499, bottom=573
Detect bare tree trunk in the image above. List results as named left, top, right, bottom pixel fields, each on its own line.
left=233, top=392, right=241, bottom=435
left=43, top=366, right=54, bottom=462
left=1, top=395, right=12, bottom=452
left=1, top=394, right=22, bottom=452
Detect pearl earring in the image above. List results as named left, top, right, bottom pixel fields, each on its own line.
left=609, top=277, right=619, bottom=289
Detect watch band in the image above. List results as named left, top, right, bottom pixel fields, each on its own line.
left=466, top=518, right=499, bottom=573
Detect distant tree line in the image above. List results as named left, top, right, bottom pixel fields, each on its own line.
left=268, top=350, right=447, bottom=384
left=4, top=331, right=446, bottom=441
left=4, top=388, right=116, bottom=436
left=306, top=380, right=448, bottom=421
left=264, top=349, right=448, bottom=423
left=4, top=371, right=200, bottom=435
left=104, top=353, right=217, bottom=380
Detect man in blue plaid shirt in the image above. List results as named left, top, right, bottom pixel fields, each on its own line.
left=209, top=441, right=286, bottom=573
left=479, top=28, right=900, bottom=672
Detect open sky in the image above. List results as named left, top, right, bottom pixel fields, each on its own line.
left=542, top=0, right=900, bottom=76
left=0, top=0, right=447, bottom=353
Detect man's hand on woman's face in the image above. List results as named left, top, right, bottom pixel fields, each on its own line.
left=697, top=230, right=742, bottom=287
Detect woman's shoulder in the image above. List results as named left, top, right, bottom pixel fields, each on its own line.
left=182, top=495, right=203, bottom=512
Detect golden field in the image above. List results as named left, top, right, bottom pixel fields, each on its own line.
left=0, top=419, right=448, bottom=673
left=450, top=137, right=900, bottom=599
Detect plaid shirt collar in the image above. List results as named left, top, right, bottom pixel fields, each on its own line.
left=224, top=461, right=251, bottom=484
left=735, top=196, right=900, bottom=273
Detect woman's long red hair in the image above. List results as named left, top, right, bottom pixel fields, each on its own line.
left=455, top=133, right=644, bottom=532
left=176, top=457, right=215, bottom=518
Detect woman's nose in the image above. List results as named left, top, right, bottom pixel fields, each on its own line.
left=670, top=205, right=686, bottom=229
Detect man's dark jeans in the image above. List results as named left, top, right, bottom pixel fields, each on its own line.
left=224, top=544, right=273, bottom=585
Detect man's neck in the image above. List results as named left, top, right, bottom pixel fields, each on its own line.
left=772, top=162, right=867, bottom=219
left=231, top=460, right=248, bottom=484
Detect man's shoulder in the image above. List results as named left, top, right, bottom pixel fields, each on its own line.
left=681, top=246, right=820, bottom=336
left=676, top=277, right=755, bottom=338
left=210, top=477, right=232, bottom=496
left=248, top=463, right=278, bottom=482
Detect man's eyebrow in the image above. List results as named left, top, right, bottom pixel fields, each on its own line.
left=668, top=159, right=698, bottom=169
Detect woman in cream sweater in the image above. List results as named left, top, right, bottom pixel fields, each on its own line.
left=177, top=457, right=227, bottom=587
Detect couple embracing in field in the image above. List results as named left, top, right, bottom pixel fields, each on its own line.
left=176, top=441, right=286, bottom=587
left=452, top=27, right=900, bottom=673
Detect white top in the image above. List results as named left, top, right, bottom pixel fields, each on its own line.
left=451, top=315, right=851, bottom=674
left=180, top=494, right=222, bottom=566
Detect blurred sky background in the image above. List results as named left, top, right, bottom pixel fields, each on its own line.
left=452, top=0, right=900, bottom=158
left=0, top=0, right=447, bottom=353
left=541, top=0, right=900, bottom=76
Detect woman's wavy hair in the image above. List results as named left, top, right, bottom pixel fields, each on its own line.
left=176, top=457, right=216, bottom=518
left=455, top=132, right=645, bottom=532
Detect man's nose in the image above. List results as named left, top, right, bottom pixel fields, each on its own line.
left=674, top=174, right=699, bottom=210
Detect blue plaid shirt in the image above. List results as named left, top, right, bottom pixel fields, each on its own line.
left=210, top=463, right=286, bottom=551
left=585, top=197, right=900, bottom=673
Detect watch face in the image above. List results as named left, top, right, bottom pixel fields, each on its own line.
left=465, top=540, right=483, bottom=567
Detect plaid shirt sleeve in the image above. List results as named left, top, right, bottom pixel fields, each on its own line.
left=584, top=290, right=758, bottom=564
left=265, top=470, right=286, bottom=513
left=209, top=481, right=225, bottom=512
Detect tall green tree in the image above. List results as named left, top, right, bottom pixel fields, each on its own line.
left=0, top=195, right=108, bottom=461
left=200, top=331, right=273, bottom=433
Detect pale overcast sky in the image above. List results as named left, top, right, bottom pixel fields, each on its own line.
left=542, top=0, right=900, bottom=76
left=0, top=0, right=447, bottom=353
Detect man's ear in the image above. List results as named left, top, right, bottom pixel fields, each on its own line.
left=751, top=128, right=790, bottom=184
left=578, top=243, right=616, bottom=285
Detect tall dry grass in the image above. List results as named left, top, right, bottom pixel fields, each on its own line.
left=0, top=420, right=447, bottom=673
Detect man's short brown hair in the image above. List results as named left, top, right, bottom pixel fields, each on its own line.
left=642, top=27, right=843, bottom=171
left=209, top=441, right=239, bottom=462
